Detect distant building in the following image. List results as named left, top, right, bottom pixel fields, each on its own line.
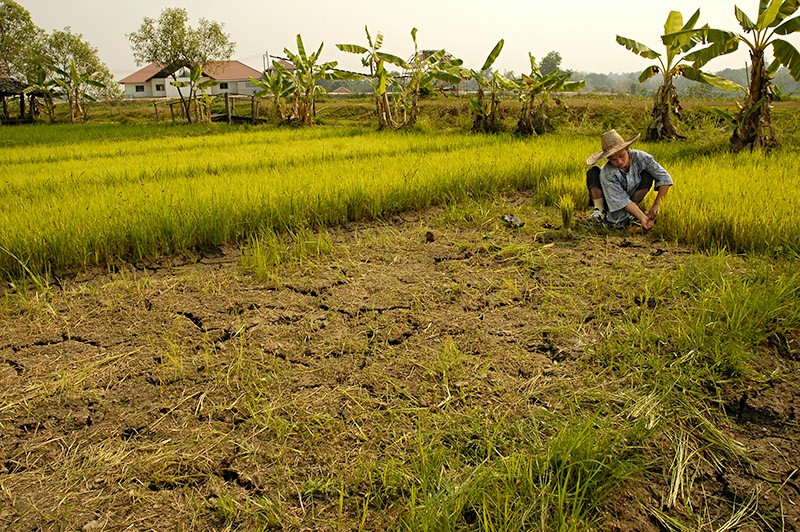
left=119, top=61, right=262, bottom=98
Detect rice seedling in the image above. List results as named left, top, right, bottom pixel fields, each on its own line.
left=558, top=194, right=575, bottom=230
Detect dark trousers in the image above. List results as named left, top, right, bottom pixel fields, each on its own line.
left=586, top=166, right=654, bottom=209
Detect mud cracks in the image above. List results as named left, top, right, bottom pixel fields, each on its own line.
left=1, top=199, right=798, bottom=530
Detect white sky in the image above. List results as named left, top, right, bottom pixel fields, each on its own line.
left=19, top=0, right=800, bottom=80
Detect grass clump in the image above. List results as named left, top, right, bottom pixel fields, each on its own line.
left=400, top=415, right=643, bottom=532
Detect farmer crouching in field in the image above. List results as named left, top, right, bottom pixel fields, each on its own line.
left=585, top=129, right=672, bottom=230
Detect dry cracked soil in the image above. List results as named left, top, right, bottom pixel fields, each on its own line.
left=1, top=195, right=798, bottom=530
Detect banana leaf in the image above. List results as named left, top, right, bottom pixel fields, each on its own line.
left=682, top=9, right=701, bottom=30
left=665, top=11, right=685, bottom=35
left=616, top=36, right=661, bottom=59
left=638, top=65, right=659, bottom=83
left=376, top=52, right=408, bottom=69
left=684, top=36, right=739, bottom=68
left=431, top=71, right=462, bottom=84
left=775, top=0, right=800, bottom=24
left=757, top=0, right=783, bottom=28
left=735, top=6, right=757, bottom=31
left=772, top=38, right=800, bottom=80
left=337, top=44, right=368, bottom=54
left=681, top=65, right=742, bottom=90
left=775, top=15, right=800, bottom=34
left=480, top=39, right=504, bottom=72
left=296, top=35, right=307, bottom=62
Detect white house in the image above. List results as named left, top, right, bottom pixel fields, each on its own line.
left=119, top=61, right=263, bottom=99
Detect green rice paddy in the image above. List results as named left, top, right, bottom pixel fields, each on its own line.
left=2, top=119, right=798, bottom=281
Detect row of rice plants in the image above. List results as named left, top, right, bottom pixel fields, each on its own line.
left=3, top=123, right=798, bottom=281
left=1, top=125, right=577, bottom=280
left=653, top=148, right=800, bottom=255
left=545, top=140, right=800, bottom=256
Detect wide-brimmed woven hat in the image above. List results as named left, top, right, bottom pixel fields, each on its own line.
left=586, top=129, right=640, bottom=165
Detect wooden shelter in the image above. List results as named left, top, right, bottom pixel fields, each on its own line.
left=0, top=76, right=34, bottom=124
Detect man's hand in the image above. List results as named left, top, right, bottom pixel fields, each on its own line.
left=626, top=202, right=654, bottom=230
left=647, top=202, right=661, bottom=220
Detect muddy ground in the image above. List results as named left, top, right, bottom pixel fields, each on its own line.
left=1, top=196, right=798, bottom=531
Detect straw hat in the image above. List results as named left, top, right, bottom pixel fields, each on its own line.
left=586, top=129, right=640, bottom=165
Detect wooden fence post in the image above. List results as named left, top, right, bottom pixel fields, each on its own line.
left=153, top=102, right=160, bottom=121
left=225, top=93, right=231, bottom=125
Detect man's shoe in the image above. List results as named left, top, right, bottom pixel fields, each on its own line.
left=590, top=208, right=605, bottom=223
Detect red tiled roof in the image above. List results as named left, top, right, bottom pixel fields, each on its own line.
left=203, top=61, right=261, bottom=80
left=118, top=63, right=169, bottom=84
left=119, top=61, right=261, bottom=84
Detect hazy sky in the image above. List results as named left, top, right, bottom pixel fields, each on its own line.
left=20, top=0, right=800, bottom=79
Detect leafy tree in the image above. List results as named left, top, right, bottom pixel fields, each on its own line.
left=514, top=53, right=585, bottom=135
left=724, top=0, right=800, bottom=151
left=0, top=0, right=42, bottom=78
left=44, top=27, right=117, bottom=100
left=617, top=10, right=739, bottom=140
left=127, top=7, right=235, bottom=123
left=539, top=50, right=563, bottom=76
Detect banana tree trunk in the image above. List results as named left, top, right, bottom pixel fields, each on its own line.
left=488, top=88, right=500, bottom=132
left=376, top=91, right=394, bottom=130
left=471, top=87, right=486, bottom=132
left=646, top=76, right=684, bottom=141
left=731, top=49, right=776, bottom=152
left=73, top=87, right=84, bottom=122
left=274, top=96, right=286, bottom=123
left=408, top=88, right=419, bottom=126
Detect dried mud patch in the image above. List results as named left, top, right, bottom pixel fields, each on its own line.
left=1, top=198, right=798, bottom=530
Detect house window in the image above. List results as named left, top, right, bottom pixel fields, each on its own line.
left=219, top=82, right=229, bottom=90
left=155, top=84, right=165, bottom=92
left=135, top=85, right=145, bottom=93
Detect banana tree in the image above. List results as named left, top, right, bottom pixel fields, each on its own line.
left=250, top=61, right=296, bottom=123
left=400, top=29, right=462, bottom=126
left=24, top=66, right=58, bottom=123
left=617, top=9, right=739, bottom=141
left=727, top=0, right=800, bottom=151
left=337, top=27, right=405, bottom=129
left=51, top=59, right=106, bottom=122
left=171, top=64, right=218, bottom=123
left=514, top=53, right=585, bottom=135
left=285, top=34, right=357, bottom=126
left=453, top=39, right=507, bottom=133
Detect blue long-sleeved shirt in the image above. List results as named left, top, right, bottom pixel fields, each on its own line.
left=599, top=149, right=673, bottom=223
